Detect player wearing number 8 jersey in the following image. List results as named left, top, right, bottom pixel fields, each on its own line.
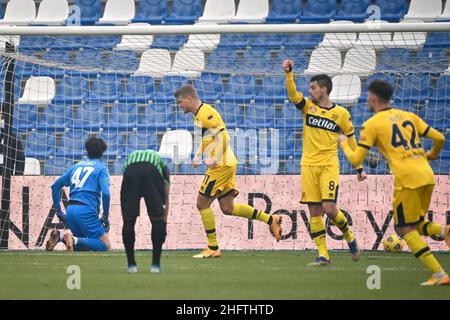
left=339, top=80, right=450, bottom=286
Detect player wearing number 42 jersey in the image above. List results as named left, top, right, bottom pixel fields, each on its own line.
left=339, top=80, right=450, bottom=286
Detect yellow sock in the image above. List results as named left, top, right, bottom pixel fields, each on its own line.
left=232, top=204, right=271, bottom=224
left=332, top=209, right=355, bottom=243
left=417, top=220, right=443, bottom=239
left=310, top=216, right=329, bottom=260
left=403, top=230, right=443, bottom=274
left=199, top=208, right=218, bottom=250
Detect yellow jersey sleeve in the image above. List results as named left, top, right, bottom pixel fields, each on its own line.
left=285, top=71, right=313, bottom=114
left=198, top=107, right=225, bottom=136
left=410, top=112, right=430, bottom=137
left=341, top=109, right=355, bottom=137
left=358, top=120, right=377, bottom=150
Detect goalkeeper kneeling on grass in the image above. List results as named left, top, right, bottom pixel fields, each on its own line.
left=46, top=137, right=112, bottom=252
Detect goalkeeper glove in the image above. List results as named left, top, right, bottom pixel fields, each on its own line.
left=101, top=216, right=110, bottom=233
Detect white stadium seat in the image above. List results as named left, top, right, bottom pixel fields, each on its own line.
left=304, top=47, right=342, bottom=76
left=33, top=0, right=69, bottom=26
left=330, top=74, right=361, bottom=105
left=135, top=49, right=171, bottom=78
left=198, top=0, right=236, bottom=23
left=340, top=47, right=376, bottom=77
left=0, top=0, right=36, bottom=25
left=167, top=48, right=205, bottom=78
left=353, top=21, right=392, bottom=50
left=404, top=0, right=442, bottom=22
left=98, top=0, right=135, bottom=25
left=116, top=23, right=153, bottom=52
left=389, top=20, right=427, bottom=49
left=24, top=158, right=41, bottom=175
left=158, top=130, right=193, bottom=165
left=183, top=22, right=221, bottom=52
left=230, top=0, right=269, bottom=24
left=319, top=21, right=357, bottom=50
left=18, top=76, right=55, bottom=105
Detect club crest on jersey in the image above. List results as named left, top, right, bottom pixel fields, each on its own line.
left=310, top=106, right=317, bottom=113
left=306, top=114, right=340, bottom=133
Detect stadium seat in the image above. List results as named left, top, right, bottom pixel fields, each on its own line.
left=285, top=33, right=323, bottom=48
left=123, top=131, right=158, bottom=155
left=13, top=60, right=33, bottom=80
left=183, top=22, right=220, bottom=52
left=217, top=34, right=253, bottom=49
left=424, top=32, right=450, bottom=49
left=154, top=75, right=188, bottom=102
left=198, top=0, right=235, bottom=23
left=71, top=102, right=104, bottom=130
left=230, top=0, right=269, bottom=24
left=177, top=163, right=207, bottom=175
left=120, top=75, right=155, bottom=103
left=278, top=130, right=300, bottom=157
left=0, top=1, right=3, bottom=20
left=353, top=21, right=392, bottom=50
left=350, top=102, right=372, bottom=127
left=172, top=110, right=195, bottom=130
left=54, top=76, right=88, bottom=104
left=167, top=48, right=204, bottom=77
left=38, top=104, right=72, bottom=131
left=38, top=51, right=71, bottom=78
left=251, top=34, right=287, bottom=48
left=84, top=35, right=121, bottom=49
left=97, top=132, right=125, bottom=158
left=394, top=74, right=431, bottom=102
left=439, top=0, right=450, bottom=21
left=13, top=104, right=38, bottom=130
left=239, top=48, right=273, bottom=73
left=18, top=76, right=55, bottom=105
left=138, top=103, right=175, bottom=130
left=276, top=103, right=303, bottom=130
left=359, top=73, right=398, bottom=101
left=133, top=0, right=167, bottom=24
left=48, top=35, right=85, bottom=50
left=33, top=0, right=69, bottom=25
left=340, top=47, right=376, bottom=77
left=223, top=75, right=257, bottom=103
left=375, top=0, right=407, bottom=22
left=89, top=74, right=122, bottom=102
left=151, top=34, right=188, bottom=50
left=319, top=21, right=357, bottom=50
left=301, top=0, right=336, bottom=23
left=74, top=49, right=104, bottom=73
left=431, top=75, right=450, bottom=100
left=304, top=47, right=342, bottom=76
left=257, top=76, right=288, bottom=104
left=377, top=48, right=412, bottom=73
left=24, top=132, right=57, bottom=159
left=165, top=0, right=203, bottom=24
left=56, top=130, right=90, bottom=157
left=116, top=23, right=153, bottom=52
left=110, top=156, right=126, bottom=175
left=266, top=0, right=301, bottom=23
left=24, top=157, right=41, bottom=175
left=98, top=0, right=135, bottom=25
left=158, top=130, right=193, bottom=164
left=191, top=73, right=224, bottom=101
left=295, top=75, right=312, bottom=93
left=284, top=157, right=300, bottom=175
left=74, top=0, right=102, bottom=25
left=389, top=20, right=427, bottom=49
left=244, top=104, right=275, bottom=129
left=105, top=103, right=138, bottom=131
left=135, top=49, right=171, bottom=78
left=214, top=102, right=243, bottom=128
left=107, top=50, right=139, bottom=73
left=330, top=75, right=361, bottom=105
left=404, top=0, right=442, bottom=21
left=415, top=48, right=449, bottom=73
left=19, top=35, right=52, bottom=51
left=206, top=48, right=240, bottom=73
left=274, top=48, right=309, bottom=73
left=44, top=157, right=73, bottom=175
left=335, top=0, right=371, bottom=22
left=0, top=0, right=36, bottom=25
left=419, top=101, right=446, bottom=130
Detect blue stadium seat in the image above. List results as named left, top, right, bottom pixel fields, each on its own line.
left=206, top=48, right=240, bottom=73
left=124, top=131, right=158, bottom=155
left=424, top=32, right=450, bottom=49
left=351, top=101, right=372, bottom=128
left=415, top=48, right=449, bottom=73
left=191, top=73, right=224, bottom=101
left=107, top=50, right=138, bottom=74
left=37, top=51, right=72, bottom=78
left=48, top=36, right=85, bottom=51
left=339, top=158, right=353, bottom=174
left=284, top=158, right=300, bottom=174
left=376, top=0, right=408, bottom=22
left=285, top=33, right=323, bottom=48
left=419, top=101, right=447, bottom=131
left=172, top=109, right=195, bottom=130
left=177, top=163, right=207, bottom=175
left=54, top=76, right=88, bottom=104
left=154, top=76, right=188, bottom=102
left=218, top=34, right=253, bottom=49
left=240, top=48, right=273, bottom=73
left=119, top=76, right=155, bottom=103
left=24, top=132, right=57, bottom=159
left=276, top=103, right=303, bottom=130
left=44, top=157, right=73, bottom=175
left=38, top=104, right=72, bottom=132
left=335, top=0, right=371, bottom=22
left=431, top=75, right=450, bottom=100
left=274, top=47, right=309, bottom=72
left=89, top=74, right=122, bottom=102
left=278, top=130, right=300, bottom=158
left=74, top=0, right=103, bottom=25
left=165, top=0, right=203, bottom=24
left=97, top=132, right=125, bottom=158
left=138, top=103, right=175, bottom=130
left=295, top=75, right=312, bottom=93
left=359, top=73, right=398, bottom=101
left=111, top=156, right=126, bottom=175
left=244, top=104, right=275, bottom=129
left=14, top=61, right=34, bottom=78
left=105, top=103, right=138, bottom=131
left=377, top=48, right=412, bottom=73
left=431, top=160, right=450, bottom=175
left=56, top=130, right=90, bottom=158
left=133, top=0, right=168, bottom=24
left=19, top=36, right=51, bottom=51
left=13, top=104, right=38, bottom=130
left=251, top=34, right=288, bottom=48
left=394, top=74, right=431, bottom=102
left=223, top=75, right=257, bottom=103
left=257, top=76, right=288, bottom=104
left=301, top=0, right=336, bottom=22
left=266, top=0, right=301, bottom=23
left=72, top=103, right=105, bottom=130
left=84, top=35, right=121, bottom=50
left=0, top=1, right=4, bottom=20
left=214, top=103, right=243, bottom=128
left=74, top=49, right=104, bottom=74
left=151, top=35, right=188, bottom=50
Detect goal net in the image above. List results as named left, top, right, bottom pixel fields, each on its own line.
left=0, top=22, right=448, bottom=251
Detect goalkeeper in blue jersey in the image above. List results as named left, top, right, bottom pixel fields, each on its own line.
left=46, top=137, right=112, bottom=252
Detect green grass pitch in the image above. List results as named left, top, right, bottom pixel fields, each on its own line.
left=0, top=250, right=449, bottom=300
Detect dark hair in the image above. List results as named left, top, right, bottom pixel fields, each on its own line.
left=85, top=137, right=107, bottom=159
left=368, top=80, right=393, bottom=103
left=174, top=84, right=199, bottom=99
left=310, top=74, right=333, bottom=95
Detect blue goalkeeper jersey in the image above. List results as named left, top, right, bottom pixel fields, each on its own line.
left=51, top=158, right=110, bottom=215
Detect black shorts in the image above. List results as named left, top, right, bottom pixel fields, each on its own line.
left=121, top=162, right=167, bottom=219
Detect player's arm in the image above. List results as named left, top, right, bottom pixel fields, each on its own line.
left=283, top=60, right=308, bottom=113
left=51, top=172, right=70, bottom=210
left=339, top=122, right=376, bottom=168
left=99, top=168, right=110, bottom=218
left=341, top=111, right=365, bottom=175
left=413, top=114, right=446, bottom=160
left=210, top=128, right=230, bottom=166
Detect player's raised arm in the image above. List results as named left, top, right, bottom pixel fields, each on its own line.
left=411, top=113, right=446, bottom=160
left=283, top=59, right=305, bottom=109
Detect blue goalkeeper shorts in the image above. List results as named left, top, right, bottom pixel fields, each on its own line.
left=66, top=203, right=105, bottom=239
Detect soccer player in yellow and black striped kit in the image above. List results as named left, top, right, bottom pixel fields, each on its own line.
left=175, top=85, right=282, bottom=258
left=339, top=80, right=450, bottom=286
left=283, top=59, right=367, bottom=266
